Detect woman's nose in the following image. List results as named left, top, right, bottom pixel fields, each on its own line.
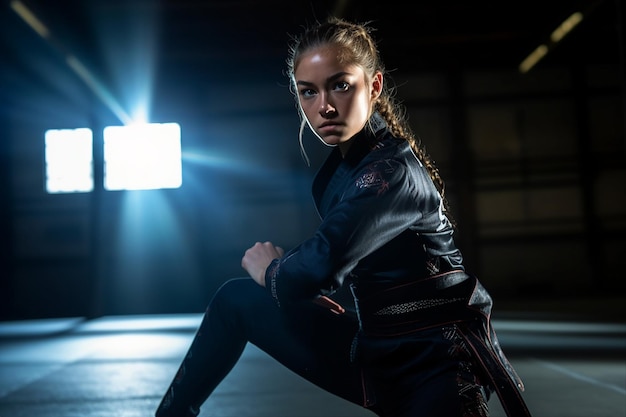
left=319, top=97, right=337, bottom=117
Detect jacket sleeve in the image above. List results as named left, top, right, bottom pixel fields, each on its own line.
left=265, top=157, right=438, bottom=306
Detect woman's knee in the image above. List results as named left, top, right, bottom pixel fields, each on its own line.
left=209, top=278, right=252, bottom=311
left=209, top=277, right=275, bottom=319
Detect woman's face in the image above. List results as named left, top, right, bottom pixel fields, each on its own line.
left=294, top=45, right=382, bottom=155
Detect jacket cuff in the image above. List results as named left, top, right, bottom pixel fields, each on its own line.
left=265, top=258, right=281, bottom=307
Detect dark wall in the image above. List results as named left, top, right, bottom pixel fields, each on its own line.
left=1, top=1, right=625, bottom=320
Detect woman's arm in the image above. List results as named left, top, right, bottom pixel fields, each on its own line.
left=241, top=241, right=284, bottom=287
left=266, top=158, right=430, bottom=304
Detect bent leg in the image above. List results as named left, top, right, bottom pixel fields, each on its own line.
left=155, top=278, right=372, bottom=417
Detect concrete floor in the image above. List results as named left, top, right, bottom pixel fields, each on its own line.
left=0, top=314, right=624, bottom=417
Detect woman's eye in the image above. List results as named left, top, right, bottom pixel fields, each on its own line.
left=334, top=81, right=350, bottom=91
left=300, top=89, right=316, bottom=98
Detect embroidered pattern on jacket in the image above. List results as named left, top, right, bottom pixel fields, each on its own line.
left=373, top=297, right=465, bottom=315
left=267, top=260, right=281, bottom=307
left=355, top=163, right=392, bottom=195
left=442, top=325, right=490, bottom=417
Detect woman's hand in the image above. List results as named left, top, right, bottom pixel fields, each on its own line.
left=241, top=241, right=284, bottom=287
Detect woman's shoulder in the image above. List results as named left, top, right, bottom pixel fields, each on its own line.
left=364, top=134, right=416, bottom=166
left=361, top=135, right=436, bottom=187
left=354, top=138, right=412, bottom=184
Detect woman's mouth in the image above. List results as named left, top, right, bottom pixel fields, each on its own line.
left=318, top=122, right=341, bottom=133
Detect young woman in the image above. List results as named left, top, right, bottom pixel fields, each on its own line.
left=155, top=17, right=531, bottom=417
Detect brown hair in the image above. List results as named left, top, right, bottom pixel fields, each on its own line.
left=286, top=17, right=455, bottom=225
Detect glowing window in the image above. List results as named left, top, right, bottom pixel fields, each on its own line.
left=103, top=122, right=182, bottom=191
left=45, top=128, right=94, bottom=193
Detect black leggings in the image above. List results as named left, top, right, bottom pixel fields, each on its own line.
left=155, top=278, right=368, bottom=417
left=154, top=278, right=489, bottom=417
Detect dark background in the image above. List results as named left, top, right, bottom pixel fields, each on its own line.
left=0, top=0, right=624, bottom=320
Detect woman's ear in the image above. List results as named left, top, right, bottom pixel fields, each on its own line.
left=371, top=71, right=383, bottom=100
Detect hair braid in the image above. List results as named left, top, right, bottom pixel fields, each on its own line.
left=375, top=93, right=455, bottom=226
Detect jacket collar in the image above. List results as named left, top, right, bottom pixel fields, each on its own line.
left=312, top=112, right=390, bottom=207
left=342, top=111, right=388, bottom=166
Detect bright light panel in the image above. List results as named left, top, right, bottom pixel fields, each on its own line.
left=103, top=122, right=182, bottom=191
left=45, top=128, right=94, bottom=193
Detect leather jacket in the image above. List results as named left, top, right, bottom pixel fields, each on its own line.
left=265, top=113, right=531, bottom=417
left=266, top=112, right=463, bottom=303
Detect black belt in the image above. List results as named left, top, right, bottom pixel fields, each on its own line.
left=353, top=271, right=532, bottom=417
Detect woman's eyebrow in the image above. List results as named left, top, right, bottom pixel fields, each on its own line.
left=296, top=80, right=315, bottom=87
left=296, top=71, right=350, bottom=87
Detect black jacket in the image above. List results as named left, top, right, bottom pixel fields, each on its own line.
left=265, top=113, right=531, bottom=417
left=266, top=112, right=463, bottom=305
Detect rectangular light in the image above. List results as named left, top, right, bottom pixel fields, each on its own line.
left=550, top=12, right=584, bottom=43
left=519, top=44, right=549, bottom=74
left=45, top=128, right=94, bottom=193
left=103, top=122, right=182, bottom=191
